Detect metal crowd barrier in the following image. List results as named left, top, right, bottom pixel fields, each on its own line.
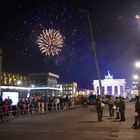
left=0, top=102, right=77, bottom=123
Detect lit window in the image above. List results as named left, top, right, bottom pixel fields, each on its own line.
left=9, top=78, right=12, bottom=84
left=4, top=78, right=7, bottom=84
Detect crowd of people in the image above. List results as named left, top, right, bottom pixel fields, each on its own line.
left=1, top=94, right=140, bottom=130
left=0, top=95, right=77, bottom=121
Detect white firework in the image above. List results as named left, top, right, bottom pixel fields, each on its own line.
left=36, top=28, right=64, bottom=56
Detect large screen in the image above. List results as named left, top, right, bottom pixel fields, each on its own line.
left=2, top=92, right=19, bottom=105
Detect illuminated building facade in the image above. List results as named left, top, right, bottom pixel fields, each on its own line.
left=0, top=72, right=27, bottom=86
left=76, top=89, right=93, bottom=97
left=0, top=72, right=28, bottom=104
left=93, top=71, right=126, bottom=97
left=28, top=72, right=61, bottom=96
left=62, top=82, right=77, bottom=97
left=28, top=72, right=59, bottom=87
left=0, top=72, right=61, bottom=104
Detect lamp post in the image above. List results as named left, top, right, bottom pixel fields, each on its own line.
left=79, top=9, right=102, bottom=95
left=133, top=74, right=139, bottom=81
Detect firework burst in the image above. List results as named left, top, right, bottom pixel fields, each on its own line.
left=36, top=28, right=64, bottom=56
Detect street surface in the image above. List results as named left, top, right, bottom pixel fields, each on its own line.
left=0, top=102, right=140, bottom=140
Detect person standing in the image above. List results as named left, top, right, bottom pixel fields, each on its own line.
left=82, top=96, right=88, bottom=108
left=114, top=97, right=120, bottom=119
left=95, top=95, right=104, bottom=122
left=132, top=96, right=140, bottom=129
left=108, top=96, right=114, bottom=117
left=118, top=97, right=126, bottom=121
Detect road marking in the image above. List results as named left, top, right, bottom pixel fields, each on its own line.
left=27, top=129, right=37, bottom=132
left=0, top=129, right=10, bottom=131
left=39, top=129, right=49, bottom=132
left=108, top=130, right=119, bottom=138
left=15, top=129, right=24, bottom=132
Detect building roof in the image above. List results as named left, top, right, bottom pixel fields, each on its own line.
left=28, top=72, right=59, bottom=78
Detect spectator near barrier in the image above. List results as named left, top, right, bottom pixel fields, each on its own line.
left=53, top=97, right=60, bottom=111
left=7, top=96, right=12, bottom=112
left=0, top=96, right=3, bottom=120
left=0, top=94, right=81, bottom=122
left=3, top=99, right=9, bottom=118
left=70, top=97, right=75, bottom=108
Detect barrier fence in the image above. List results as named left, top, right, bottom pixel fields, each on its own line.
left=0, top=101, right=77, bottom=122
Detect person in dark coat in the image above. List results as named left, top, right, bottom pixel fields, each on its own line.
left=132, top=96, right=140, bottom=129
left=82, top=96, right=88, bottom=108
left=95, top=95, right=103, bottom=122
left=118, top=97, right=126, bottom=121
left=114, top=97, right=120, bottom=119
left=107, top=96, right=114, bottom=117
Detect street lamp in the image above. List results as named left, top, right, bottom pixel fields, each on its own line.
left=133, top=74, right=139, bottom=81
left=79, top=9, right=102, bottom=95
left=135, top=15, right=140, bottom=20
left=135, top=61, right=140, bottom=68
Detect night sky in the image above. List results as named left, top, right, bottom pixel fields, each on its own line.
left=0, top=0, right=140, bottom=89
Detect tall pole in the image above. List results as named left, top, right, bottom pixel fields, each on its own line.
left=80, top=10, right=102, bottom=95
